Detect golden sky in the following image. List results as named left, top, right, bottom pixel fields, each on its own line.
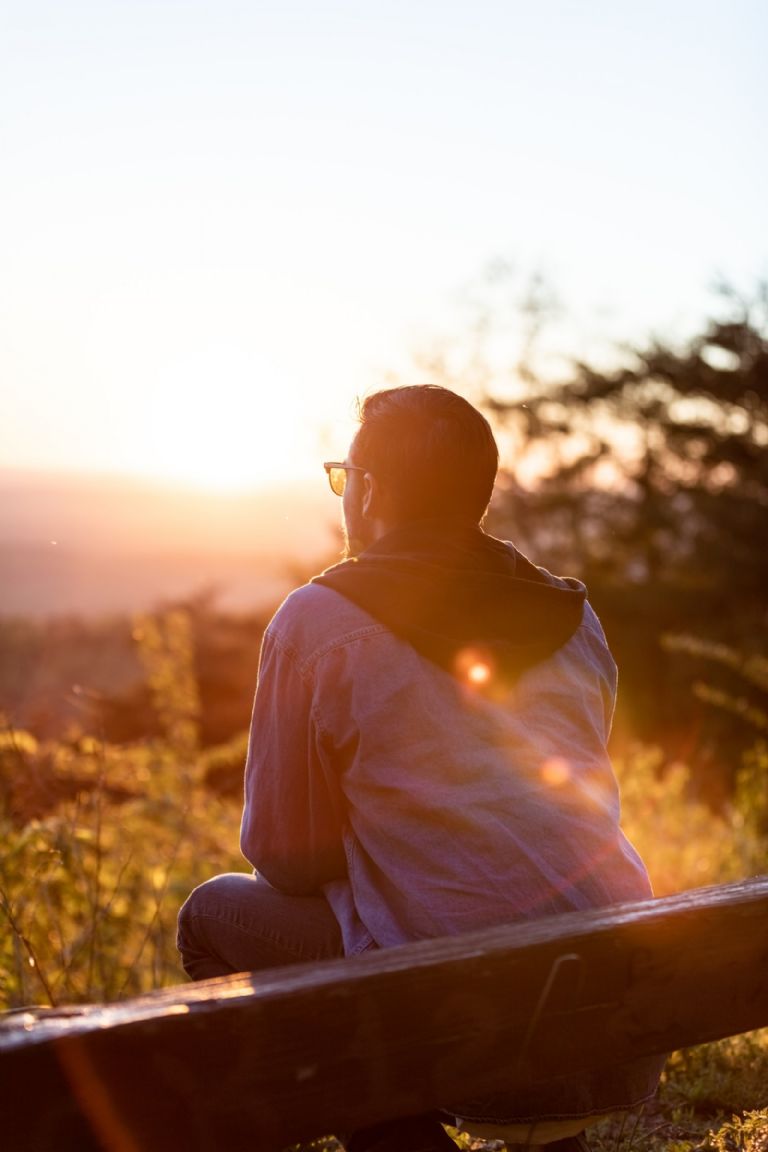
left=2, top=1, right=765, bottom=491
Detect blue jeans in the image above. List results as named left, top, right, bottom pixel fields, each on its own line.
left=176, top=871, right=345, bottom=980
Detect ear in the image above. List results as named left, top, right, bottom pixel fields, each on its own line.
left=361, top=471, right=378, bottom=520
left=362, top=471, right=396, bottom=522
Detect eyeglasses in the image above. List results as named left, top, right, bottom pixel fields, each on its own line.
left=323, top=461, right=367, bottom=497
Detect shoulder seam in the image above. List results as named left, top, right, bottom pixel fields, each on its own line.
left=267, top=603, right=390, bottom=673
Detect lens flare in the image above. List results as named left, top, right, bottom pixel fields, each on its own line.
left=454, top=647, right=495, bottom=688
left=540, top=757, right=572, bottom=788
left=467, top=661, right=492, bottom=685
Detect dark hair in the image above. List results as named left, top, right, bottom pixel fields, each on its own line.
left=354, top=385, right=498, bottom=523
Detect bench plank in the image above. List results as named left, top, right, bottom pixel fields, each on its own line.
left=2, top=877, right=767, bottom=1151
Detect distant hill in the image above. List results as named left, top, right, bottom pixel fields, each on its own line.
left=0, top=470, right=341, bottom=618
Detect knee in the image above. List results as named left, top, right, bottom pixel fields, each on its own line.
left=177, top=873, right=239, bottom=952
left=177, top=880, right=204, bottom=957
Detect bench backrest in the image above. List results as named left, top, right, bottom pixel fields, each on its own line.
left=2, top=876, right=767, bottom=1151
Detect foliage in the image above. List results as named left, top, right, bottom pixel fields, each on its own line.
left=662, top=1033, right=768, bottom=1120
left=485, top=280, right=768, bottom=591
left=0, top=596, right=267, bottom=746
left=0, top=732, right=243, bottom=1008
left=0, top=613, right=244, bottom=1007
left=615, top=746, right=767, bottom=895
left=707, top=1110, right=768, bottom=1152
left=661, top=635, right=768, bottom=765
left=133, top=609, right=201, bottom=757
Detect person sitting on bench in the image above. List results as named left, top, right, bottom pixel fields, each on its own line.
left=177, top=384, right=663, bottom=1151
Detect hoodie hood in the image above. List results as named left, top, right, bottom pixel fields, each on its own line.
left=312, top=520, right=586, bottom=682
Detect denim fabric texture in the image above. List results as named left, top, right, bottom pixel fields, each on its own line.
left=177, top=871, right=344, bottom=980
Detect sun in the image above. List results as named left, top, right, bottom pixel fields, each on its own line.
left=153, top=449, right=288, bottom=493
left=135, top=394, right=322, bottom=493
left=140, top=432, right=295, bottom=492
left=112, top=354, right=360, bottom=494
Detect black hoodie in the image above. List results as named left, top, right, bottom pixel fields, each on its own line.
left=312, top=519, right=586, bottom=683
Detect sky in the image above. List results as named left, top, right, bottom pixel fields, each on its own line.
left=2, top=0, right=766, bottom=492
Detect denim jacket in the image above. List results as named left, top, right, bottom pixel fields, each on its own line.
left=240, top=540, right=662, bottom=1119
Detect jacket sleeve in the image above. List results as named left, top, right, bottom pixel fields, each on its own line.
left=239, top=627, right=347, bottom=895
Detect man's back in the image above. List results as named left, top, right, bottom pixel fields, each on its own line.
left=240, top=534, right=652, bottom=955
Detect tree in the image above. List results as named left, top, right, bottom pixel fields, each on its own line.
left=485, top=281, right=768, bottom=598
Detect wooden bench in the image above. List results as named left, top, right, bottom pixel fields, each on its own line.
left=1, top=876, right=767, bottom=1152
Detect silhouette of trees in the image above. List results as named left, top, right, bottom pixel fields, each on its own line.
left=483, top=281, right=768, bottom=597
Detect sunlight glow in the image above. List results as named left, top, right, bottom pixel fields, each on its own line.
left=116, top=380, right=362, bottom=494
left=140, top=445, right=288, bottom=493
left=2, top=2, right=763, bottom=492
left=137, top=389, right=306, bottom=492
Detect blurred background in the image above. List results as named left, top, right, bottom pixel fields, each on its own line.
left=2, top=0, right=766, bottom=770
